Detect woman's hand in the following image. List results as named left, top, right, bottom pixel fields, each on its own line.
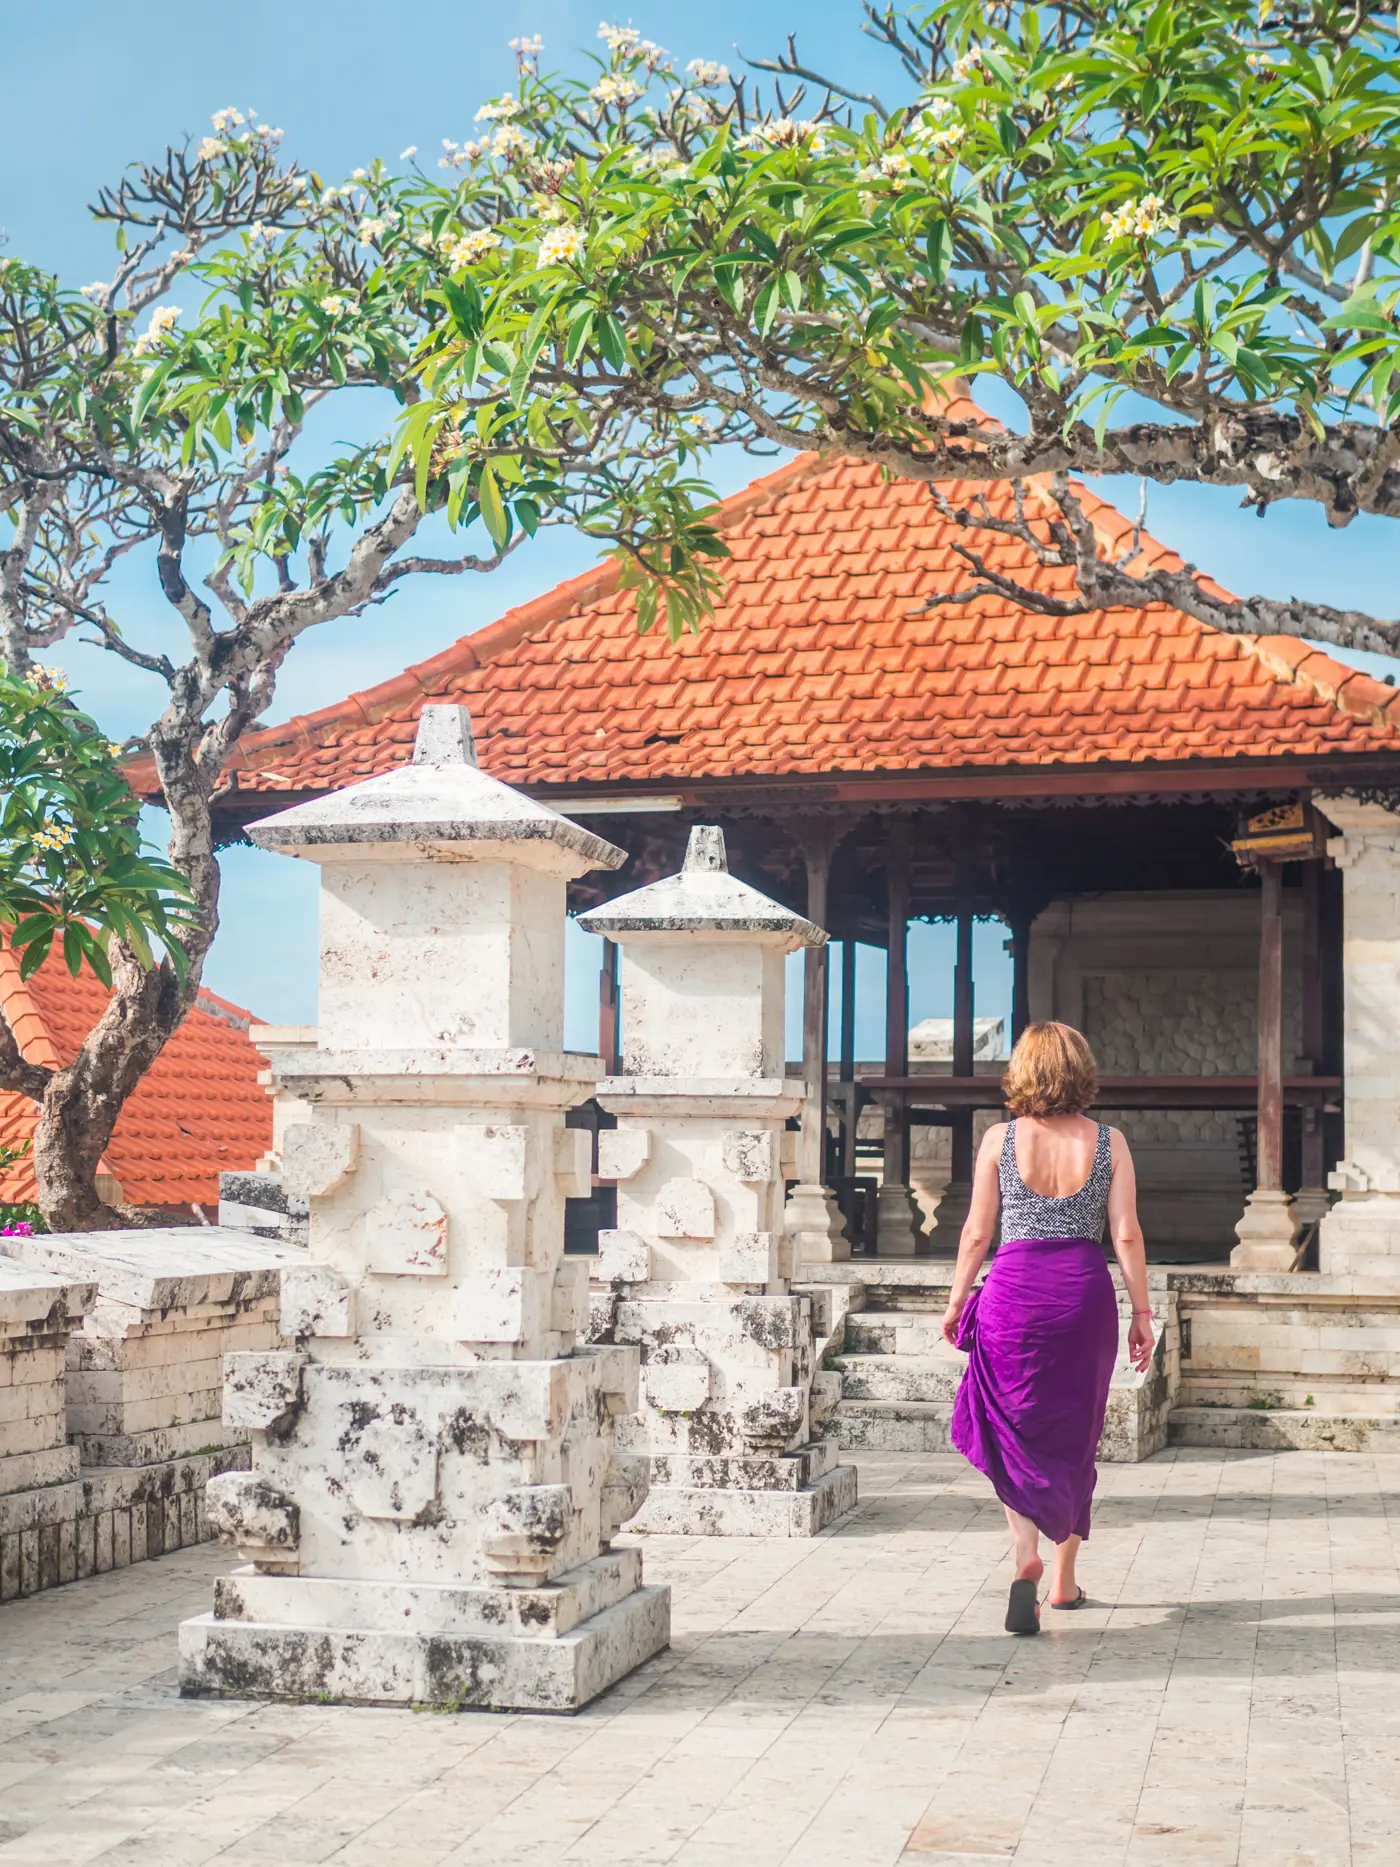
left=1128, top=1312, right=1155, bottom=1371
left=941, top=1301, right=965, bottom=1349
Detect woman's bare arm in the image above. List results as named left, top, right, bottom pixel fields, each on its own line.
left=941, top=1123, right=1005, bottom=1344
left=1107, top=1127, right=1154, bottom=1370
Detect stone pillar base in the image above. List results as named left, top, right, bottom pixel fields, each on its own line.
left=875, top=1183, right=926, bottom=1257
left=784, top=1184, right=850, bottom=1263
left=926, top=1179, right=972, bottom=1258
left=1290, top=1187, right=1333, bottom=1230
left=1230, top=1188, right=1299, bottom=1271
left=628, top=1443, right=856, bottom=1537
left=177, top=1552, right=671, bottom=1712
left=1319, top=1193, right=1400, bottom=1277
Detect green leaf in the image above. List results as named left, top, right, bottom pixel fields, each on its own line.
left=754, top=279, right=781, bottom=337
left=925, top=221, right=954, bottom=286
left=476, top=462, right=510, bottom=548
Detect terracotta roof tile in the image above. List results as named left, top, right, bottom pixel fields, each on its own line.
left=153, top=398, right=1400, bottom=801
left=0, top=947, right=272, bottom=1210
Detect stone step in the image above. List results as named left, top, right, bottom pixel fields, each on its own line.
left=1179, top=1376, right=1400, bottom=1417
left=843, top=1312, right=951, bottom=1357
left=1169, top=1406, right=1400, bottom=1453
left=823, top=1399, right=956, bottom=1453
left=835, top=1354, right=963, bottom=1404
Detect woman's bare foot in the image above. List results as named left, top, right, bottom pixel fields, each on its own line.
left=1017, top=1552, right=1044, bottom=1586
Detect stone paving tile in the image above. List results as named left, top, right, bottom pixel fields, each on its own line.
left=0, top=1449, right=1397, bottom=1867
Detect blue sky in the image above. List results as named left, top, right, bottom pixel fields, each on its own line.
left=8, top=2, right=1399, bottom=1054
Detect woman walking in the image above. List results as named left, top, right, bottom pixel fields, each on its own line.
left=941, top=1021, right=1153, bottom=1635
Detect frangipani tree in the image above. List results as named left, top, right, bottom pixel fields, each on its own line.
left=0, top=97, right=736, bottom=1227
left=408, top=0, right=1400, bottom=656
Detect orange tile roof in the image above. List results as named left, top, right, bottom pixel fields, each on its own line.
left=0, top=947, right=273, bottom=1211
left=185, top=400, right=1400, bottom=799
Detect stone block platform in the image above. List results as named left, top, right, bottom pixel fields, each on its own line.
left=0, top=1230, right=301, bottom=1602
left=0, top=1447, right=1395, bottom=1865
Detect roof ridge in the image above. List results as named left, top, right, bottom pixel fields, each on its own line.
left=1246, top=633, right=1400, bottom=726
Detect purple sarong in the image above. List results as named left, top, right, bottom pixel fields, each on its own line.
left=951, top=1236, right=1118, bottom=1546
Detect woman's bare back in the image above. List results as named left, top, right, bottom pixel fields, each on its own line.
left=1001, top=1113, right=1104, bottom=1199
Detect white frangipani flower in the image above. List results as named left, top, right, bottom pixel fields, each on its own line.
left=598, top=21, right=641, bottom=53
left=591, top=73, right=644, bottom=106
left=440, top=227, right=503, bottom=267
left=1101, top=193, right=1179, bottom=240
left=131, top=304, right=182, bottom=356
left=538, top=223, right=586, bottom=266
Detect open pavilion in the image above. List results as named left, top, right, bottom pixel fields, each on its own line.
left=191, top=403, right=1400, bottom=1287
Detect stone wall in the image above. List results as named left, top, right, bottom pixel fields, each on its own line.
left=1029, top=892, right=1304, bottom=1258
left=0, top=1230, right=300, bottom=1604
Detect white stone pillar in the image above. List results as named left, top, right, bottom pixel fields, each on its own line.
left=1317, top=797, right=1400, bottom=1276
left=178, top=705, right=670, bottom=1711
left=579, top=827, right=857, bottom=1536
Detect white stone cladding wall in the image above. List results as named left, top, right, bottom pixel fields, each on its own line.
left=1316, top=798, right=1400, bottom=1275
left=1029, top=892, right=1304, bottom=1255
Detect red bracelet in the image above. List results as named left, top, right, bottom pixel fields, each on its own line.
left=1131, top=1308, right=1153, bottom=1317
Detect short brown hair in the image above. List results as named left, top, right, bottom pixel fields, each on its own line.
left=1002, top=1021, right=1099, bottom=1117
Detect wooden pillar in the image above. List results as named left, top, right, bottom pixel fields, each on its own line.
left=1232, top=856, right=1300, bottom=1267
left=950, top=903, right=975, bottom=1189
left=1007, top=906, right=1032, bottom=1044
left=599, top=937, right=620, bottom=1074
left=883, top=820, right=910, bottom=1190
left=1257, top=860, right=1285, bottom=1194
left=874, top=817, right=923, bottom=1254
left=839, top=939, right=857, bottom=1085
left=798, top=838, right=833, bottom=1187
left=839, top=937, right=857, bottom=1179
left=1298, top=859, right=1327, bottom=1214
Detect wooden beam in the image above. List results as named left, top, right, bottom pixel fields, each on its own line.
left=1256, top=861, right=1285, bottom=1193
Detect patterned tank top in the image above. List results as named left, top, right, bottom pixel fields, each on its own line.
left=998, top=1119, right=1113, bottom=1244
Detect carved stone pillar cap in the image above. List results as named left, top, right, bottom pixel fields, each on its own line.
left=580, top=823, right=827, bottom=949
left=246, top=702, right=625, bottom=878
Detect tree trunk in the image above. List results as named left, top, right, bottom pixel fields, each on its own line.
left=26, top=735, right=220, bottom=1232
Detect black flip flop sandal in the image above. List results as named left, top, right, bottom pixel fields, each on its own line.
left=1049, top=1587, right=1087, bottom=1610
left=1005, top=1577, right=1040, bottom=1635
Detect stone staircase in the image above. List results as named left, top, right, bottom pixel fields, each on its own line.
left=806, top=1261, right=1400, bottom=1459
left=1166, top=1271, right=1400, bottom=1450
left=821, top=1275, right=1177, bottom=1463
left=830, top=1299, right=962, bottom=1452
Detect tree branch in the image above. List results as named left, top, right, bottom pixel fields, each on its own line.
left=914, top=474, right=1400, bottom=659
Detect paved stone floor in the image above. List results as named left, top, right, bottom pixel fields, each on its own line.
left=1, top=1449, right=1398, bottom=1866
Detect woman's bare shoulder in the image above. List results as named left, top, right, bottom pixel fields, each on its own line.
left=980, top=1120, right=1011, bottom=1156
left=1105, top=1124, right=1134, bottom=1159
